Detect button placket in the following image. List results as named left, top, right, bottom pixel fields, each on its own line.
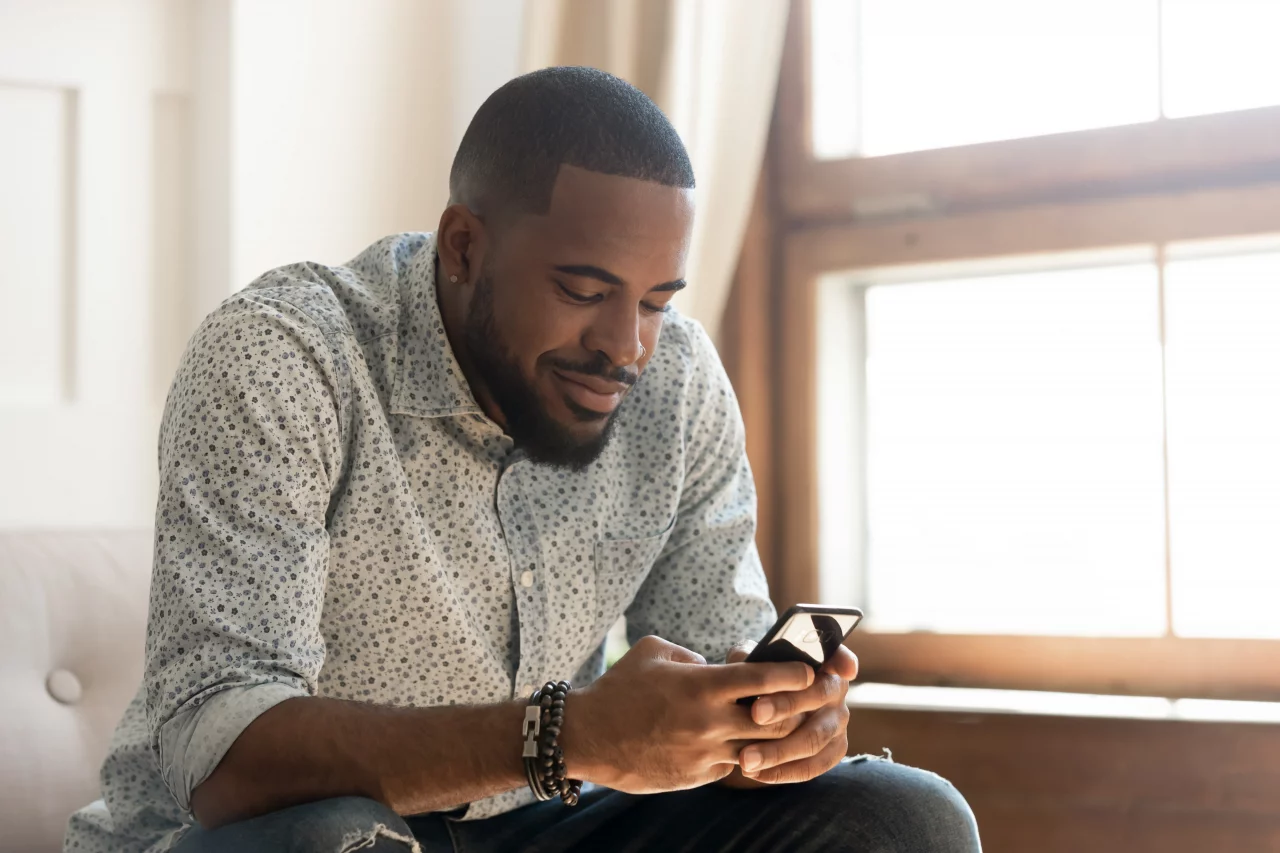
left=498, top=462, right=548, bottom=699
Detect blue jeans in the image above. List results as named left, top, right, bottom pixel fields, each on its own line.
left=172, top=756, right=980, bottom=852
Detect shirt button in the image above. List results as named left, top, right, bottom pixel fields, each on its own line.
left=520, top=570, right=534, bottom=588
left=520, top=683, right=535, bottom=696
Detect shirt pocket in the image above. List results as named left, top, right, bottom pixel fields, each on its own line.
left=592, top=517, right=676, bottom=642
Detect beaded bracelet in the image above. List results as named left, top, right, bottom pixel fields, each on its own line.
left=521, top=680, right=583, bottom=806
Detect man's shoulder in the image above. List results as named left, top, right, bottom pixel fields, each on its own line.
left=623, top=309, right=737, bottom=436
left=649, top=309, right=723, bottom=384
left=221, top=232, right=432, bottom=345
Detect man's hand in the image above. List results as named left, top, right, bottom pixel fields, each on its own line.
left=561, top=636, right=815, bottom=794
left=722, top=639, right=858, bottom=786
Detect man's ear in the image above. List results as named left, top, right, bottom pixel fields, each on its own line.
left=436, top=203, right=488, bottom=285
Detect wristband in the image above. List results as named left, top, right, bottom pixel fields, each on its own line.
left=522, top=680, right=582, bottom=805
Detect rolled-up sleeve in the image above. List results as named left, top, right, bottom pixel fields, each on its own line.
left=144, top=292, right=349, bottom=812
left=625, top=321, right=776, bottom=662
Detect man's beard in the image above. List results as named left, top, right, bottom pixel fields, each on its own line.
left=462, top=272, right=629, bottom=471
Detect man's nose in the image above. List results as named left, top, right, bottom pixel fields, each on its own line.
left=583, top=301, right=643, bottom=366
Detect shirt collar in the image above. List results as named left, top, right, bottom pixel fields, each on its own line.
left=390, top=232, right=485, bottom=419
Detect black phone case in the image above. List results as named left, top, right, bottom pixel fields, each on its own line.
left=738, top=604, right=863, bottom=706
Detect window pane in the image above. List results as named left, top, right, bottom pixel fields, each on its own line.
left=864, top=264, right=1167, bottom=635
left=1165, top=249, right=1280, bottom=638
left=811, top=0, right=1160, bottom=158
left=1161, top=0, right=1280, bottom=118
left=810, top=0, right=861, bottom=160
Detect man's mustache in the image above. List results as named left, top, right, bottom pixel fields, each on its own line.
left=547, top=354, right=638, bottom=387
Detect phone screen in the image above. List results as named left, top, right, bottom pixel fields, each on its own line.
left=746, top=608, right=862, bottom=668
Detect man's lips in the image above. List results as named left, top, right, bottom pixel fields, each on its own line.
left=553, top=370, right=630, bottom=413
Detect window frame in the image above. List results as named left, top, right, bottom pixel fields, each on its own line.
left=779, top=0, right=1280, bottom=224
left=773, top=0, right=1280, bottom=701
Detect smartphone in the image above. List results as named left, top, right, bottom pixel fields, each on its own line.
left=743, top=604, right=863, bottom=669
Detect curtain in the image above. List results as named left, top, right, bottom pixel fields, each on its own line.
left=522, top=0, right=789, bottom=342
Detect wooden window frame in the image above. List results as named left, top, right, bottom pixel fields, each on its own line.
left=777, top=0, right=1280, bottom=225
left=771, top=0, right=1280, bottom=702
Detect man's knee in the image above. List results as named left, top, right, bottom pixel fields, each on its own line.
left=814, top=758, right=981, bottom=852
left=292, top=797, right=419, bottom=853
left=176, top=796, right=419, bottom=853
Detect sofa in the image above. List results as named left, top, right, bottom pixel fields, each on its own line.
left=0, top=530, right=153, bottom=853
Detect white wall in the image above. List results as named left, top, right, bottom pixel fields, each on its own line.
left=0, top=0, right=524, bottom=528
left=227, top=0, right=524, bottom=285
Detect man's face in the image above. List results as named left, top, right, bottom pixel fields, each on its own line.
left=461, top=165, right=694, bottom=470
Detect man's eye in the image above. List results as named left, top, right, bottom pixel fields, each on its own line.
left=556, top=281, right=601, bottom=303
left=641, top=301, right=671, bottom=315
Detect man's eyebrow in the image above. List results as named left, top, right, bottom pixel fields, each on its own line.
left=554, top=265, right=624, bottom=286
left=554, top=264, right=686, bottom=293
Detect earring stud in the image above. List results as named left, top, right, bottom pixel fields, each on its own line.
left=449, top=274, right=458, bottom=283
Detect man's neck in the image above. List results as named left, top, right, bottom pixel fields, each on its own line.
left=433, top=255, right=507, bottom=429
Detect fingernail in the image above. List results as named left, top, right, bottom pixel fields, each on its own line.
left=754, top=698, right=774, bottom=724
left=741, top=748, right=762, bottom=773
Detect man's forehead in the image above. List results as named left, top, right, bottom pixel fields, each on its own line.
left=525, top=165, right=695, bottom=249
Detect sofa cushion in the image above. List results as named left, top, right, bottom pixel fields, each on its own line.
left=0, top=530, right=152, bottom=853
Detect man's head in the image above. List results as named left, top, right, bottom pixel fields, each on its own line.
left=435, top=67, right=695, bottom=471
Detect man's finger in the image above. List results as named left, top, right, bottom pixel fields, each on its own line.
left=750, top=671, right=846, bottom=725
left=708, top=660, right=814, bottom=700
left=724, top=705, right=805, bottom=741
left=738, top=705, right=846, bottom=774
left=741, top=732, right=848, bottom=785
left=724, top=640, right=756, bottom=665
left=821, top=645, right=859, bottom=682
left=632, top=634, right=706, bottom=665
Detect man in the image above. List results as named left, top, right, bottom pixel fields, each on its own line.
left=66, top=67, right=979, bottom=852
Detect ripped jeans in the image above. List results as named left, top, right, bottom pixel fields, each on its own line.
left=170, top=756, right=981, bottom=853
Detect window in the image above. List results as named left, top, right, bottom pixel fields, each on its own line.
left=818, top=242, right=1280, bottom=645
left=811, top=0, right=1280, bottom=159
left=1161, top=0, right=1280, bottom=119
left=854, top=257, right=1165, bottom=637
left=1165, top=245, right=1280, bottom=639
left=772, top=0, right=1280, bottom=700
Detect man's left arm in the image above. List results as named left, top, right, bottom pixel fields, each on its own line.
left=624, top=322, right=856, bottom=787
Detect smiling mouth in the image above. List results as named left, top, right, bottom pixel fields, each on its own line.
left=553, top=370, right=630, bottom=415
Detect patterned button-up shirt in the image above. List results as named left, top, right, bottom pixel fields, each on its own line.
left=65, top=232, right=774, bottom=852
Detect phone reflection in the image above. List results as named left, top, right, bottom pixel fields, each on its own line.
left=754, top=612, right=861, bottom=667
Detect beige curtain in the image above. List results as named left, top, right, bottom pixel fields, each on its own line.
left=522, top=0, right=789, bottom=342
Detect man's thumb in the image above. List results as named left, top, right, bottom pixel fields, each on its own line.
left=634, top=635, right=707, bottom=665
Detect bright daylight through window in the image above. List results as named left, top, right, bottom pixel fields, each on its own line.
left=809, top=0, right=1280, bottom=158
left=818, top=243, right=1280, bottom=641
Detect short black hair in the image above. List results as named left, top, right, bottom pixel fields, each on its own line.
left=449, top=67, right=695, bottom=217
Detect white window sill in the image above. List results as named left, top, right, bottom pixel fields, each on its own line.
left=846, top=682, right=1280, bottom=724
